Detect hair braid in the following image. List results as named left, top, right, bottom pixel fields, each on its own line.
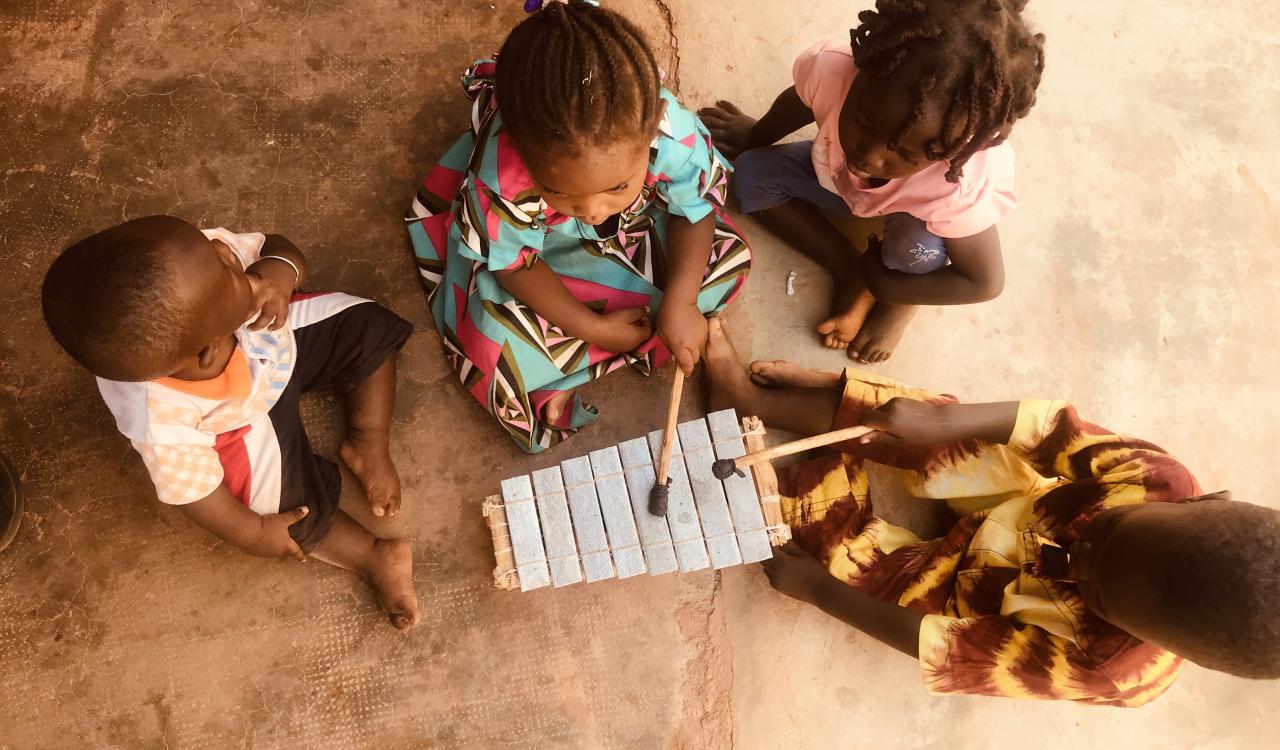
left=850, top=0, right=1046, bottom=182
left=496, top=0, right=662, bottom=153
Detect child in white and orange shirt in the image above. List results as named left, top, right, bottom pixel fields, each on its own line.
left=701, top=0, right=1045, bottom=363
left=41, top=215, right=419, bottom=631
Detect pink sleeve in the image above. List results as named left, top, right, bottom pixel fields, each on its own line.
left=923, top=146, right=1018, bottom=239
left=792, top=41, right=858, bottom=131
left=791, top=42, right=826, bottom=108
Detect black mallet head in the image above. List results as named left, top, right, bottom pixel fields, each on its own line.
left=648, top=480, right=670, bottom=516
left=711, top=459, right=745, bottom=481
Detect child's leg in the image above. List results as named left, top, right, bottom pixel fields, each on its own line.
left=849, top=214, right=948, bottom=364
left=733, top=144, right=876, bottom=351
left=703, top=317, right=842, bottom=436
left=310, top=510, right=419, bottom=631
left=285, top=295, right=413, bottom=517
left=338, top=355, right=401, bottom=518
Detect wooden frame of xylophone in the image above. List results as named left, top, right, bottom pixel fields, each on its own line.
left=483, top=410, right=788, bottom=591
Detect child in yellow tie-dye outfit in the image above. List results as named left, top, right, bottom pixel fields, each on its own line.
left=702, top=319, right=1280, bottom=705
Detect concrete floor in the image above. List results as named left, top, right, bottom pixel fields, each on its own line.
left=2, top=0, right=1278, bottom=747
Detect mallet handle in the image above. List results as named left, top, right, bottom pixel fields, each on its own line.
left=655, top=368, right=685, bottom=483
left=733, top=424, right=873, bottom=471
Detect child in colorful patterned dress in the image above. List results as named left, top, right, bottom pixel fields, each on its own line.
left=701, top=0, right=1045, bottom=363
left=405, top=0, right=751, bottom=453
left=42, top=216, right=420, bottom=631
left=701, top=318, right=1280, bottom=704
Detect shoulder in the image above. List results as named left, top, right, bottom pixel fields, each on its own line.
left=96, top=377, right=162, bottom=439
left=793, top=40, right=856, bottom=112
left=955, top=142, right=1017, bottom=194
left=656, top=89, right=701, bottom=143
left=464, top=110, right=540, bottom=205
left=794, top=40, right=856, bottom=85
left=201, top=227, right=266, bottom=269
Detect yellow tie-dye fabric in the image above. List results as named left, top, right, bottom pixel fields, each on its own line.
left=777, top=369, right=1201, bottom=707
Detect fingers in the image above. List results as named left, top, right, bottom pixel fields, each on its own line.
left=267, top=301, right=289, bottom=331
left=674, top=347, right=697, bottom=376
left=716, top=144, right=742, bottom=160
left=285, top=505, right=310, bottom=526
left=717, top=99, right=743, bottom=115
left=618, top=306, right=649, bottom=324
left=286, top=538, right=307, bottom=562
left=697, top=107, right=729, bottom=124
left=248, top=308, right=271, bottom=331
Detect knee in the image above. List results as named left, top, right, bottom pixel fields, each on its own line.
left=879, top=214, right=949, bottom=275
left=730, top=148, right=780, bottom=213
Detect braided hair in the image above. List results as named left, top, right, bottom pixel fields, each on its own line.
left=497, top=0, right=663, bottom=154
left=851, top=0, right=1046, bottom=182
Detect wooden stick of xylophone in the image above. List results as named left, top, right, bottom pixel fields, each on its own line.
left=647, top=367, right=685, bottom=516
left=711, top=424, right=875, bottom=480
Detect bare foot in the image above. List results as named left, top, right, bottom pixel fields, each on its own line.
left=816, top=279, right=875, bottom=351
left=340, top=430, right=402, bottom=518
left=704, top=318, right=764, bottom=416
left=749, top=360, right=842, bottom=390
left=367, top=538, right=419, bottom=632
left=848, top=303, right=918, bottom=363
left=542, top=389, right=574, bottom=427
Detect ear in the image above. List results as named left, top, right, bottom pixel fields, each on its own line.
left=210, top=238, right=242, bottom=269
left=196, top=341, right=220, bottom=370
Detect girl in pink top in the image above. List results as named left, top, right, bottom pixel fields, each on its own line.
left=701, top=0, right=1046, bottom=362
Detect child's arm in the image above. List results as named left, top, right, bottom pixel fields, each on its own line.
left=860, top=226, right=1005, bottom=306
left=765, top=542, right=924, bottom=657
left=858, top=398, right=1022, bottom=447
left=698, top=87, right=815, bottom=158
left=495, top=263, right=653, bottom=353
left=177, top=484, right=311, bottom=560
left=657, top=213, right=715, bottom=374
left=246, top=234, right=308, bottom=331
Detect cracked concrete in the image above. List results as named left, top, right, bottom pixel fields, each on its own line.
left=2, top=0, right=1279, bottom=748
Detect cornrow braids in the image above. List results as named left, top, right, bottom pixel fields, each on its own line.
left=851, top=0, right=1046, bottom=182
left=497, top=0, right=663, bottom=153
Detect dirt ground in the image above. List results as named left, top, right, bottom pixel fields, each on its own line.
left=2, top=1, right=1278, bottom=748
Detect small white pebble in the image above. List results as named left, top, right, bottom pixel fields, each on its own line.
left=785, top=270, right=797, bottom=296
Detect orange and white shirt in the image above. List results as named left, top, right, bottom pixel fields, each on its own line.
left=96, top=228, right=362, bottom=510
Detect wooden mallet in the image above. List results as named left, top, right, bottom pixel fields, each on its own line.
left=648, top=367, right=685, bottom=516
left=711, top=424, right=875, bottom=480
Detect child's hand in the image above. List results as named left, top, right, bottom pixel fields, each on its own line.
left=857, top=398, right=954, bottom=447
left=657, top=302, right=708, bottom=375
left=762, top=541, right=833, bottom=607
left=590, top=306, right=654, bottom=353
left=246, top=258, right=297, bottom=331
left=697, top=100, right=757, bottom=159
left=244, top=506, right=309, bottom=560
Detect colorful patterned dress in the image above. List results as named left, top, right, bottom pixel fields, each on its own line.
left=405, top=61, right=751, bottom=453
left=779, top=369, right=1202, bottom=706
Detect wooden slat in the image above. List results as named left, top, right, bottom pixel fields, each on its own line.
left=706, top=409, right=773, bottom=563
left=647, top=427, right=711, bottom=572
left=499, top=476, right=551, bottom=591
left=531, top=467, right=583, bottom=587
left=677, top=417, right=743, bottom=569
left=741, top=416, right=791, bottom=546
left=618, top=437, right=679, bottom=575
left=588, top=447, right=646, bottom=579
left=560, top=455, right=615, bottom=582
left=482, top=495, right=519, bottom=590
